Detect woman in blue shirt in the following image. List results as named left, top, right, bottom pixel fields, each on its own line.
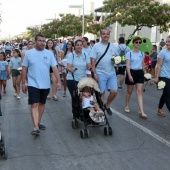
left=125, top=37, right=147, bottom=119
left=60, top=41, right=74, bottom=97
left=67, top=40, right=91, bottom=119
left=155, top=36, right=170, bottom=116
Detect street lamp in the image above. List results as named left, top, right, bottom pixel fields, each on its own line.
left=69, top=0, right=85, bottom=37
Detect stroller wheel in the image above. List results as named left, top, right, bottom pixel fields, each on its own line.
left=84, top=129, right=90, bottom=138
left=108, top=127, right=113, bottom=136
left=72, top=120, right=76, bottom=129
left=80, top=129, right=85, bottom=139
left=2, top=145, right=8, bottom=159
left=104, top=127, right=108, bottom=136
left=75, top=120, right=80, bottom=129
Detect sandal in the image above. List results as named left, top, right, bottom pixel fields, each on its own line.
left=157, top=109, right=166, bottom=117
left=125, top=106, right=130, bottom=113
left=139, top=112, right=147, bottom=119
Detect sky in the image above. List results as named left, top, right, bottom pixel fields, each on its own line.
left=0, top=0, right=103, bottom=39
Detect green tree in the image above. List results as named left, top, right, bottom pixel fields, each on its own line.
left=57, top=13, right=82, bottom=37
left=26, top=26, right=41, bottom=40
left=85, top=13, right=102, bottom=36
left=103, top=0, right=170, bottom=35
left=41, top=20, right=59, bottom=39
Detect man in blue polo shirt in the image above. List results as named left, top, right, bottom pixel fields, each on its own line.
left=22, top=34, right=61, bottom=136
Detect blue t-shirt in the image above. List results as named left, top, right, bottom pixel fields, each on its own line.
left=62, top=42, right=67, bottom=51
left=0, top=61, right=8, bottom=71
left=22, top=48, right=57, bottom=89
left=66, top=51, right=90, bottom=81
left=126, top=51, right=144, bottom=70
left=82, top=46, right=92, bottom=58
left=55, top=46, right=60, bottom=52
left=90, top=42, right=118, bottom=74
left=9, top=57, right=21, bottom=69
left=5, top=45, right=11, bottom=50
left=158, top=49, right=170, bottom=79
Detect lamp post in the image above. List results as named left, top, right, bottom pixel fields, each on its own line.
left=69, top=0, right=85, bottom=37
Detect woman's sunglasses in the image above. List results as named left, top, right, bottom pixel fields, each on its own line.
left=135, top=41, right=142, bottom=44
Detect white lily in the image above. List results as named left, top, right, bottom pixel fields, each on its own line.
left=17, top=67, right=22, bottom=71
left=111, top=56, right=121, bottom=64
left=144, top=73, right=152, bottom=80
left=158, top=81, right=166, bottom=90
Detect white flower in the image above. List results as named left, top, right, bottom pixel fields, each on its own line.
left=158, top=81, right=166, bottom=90
left=17, top=67, right=22, bottom=71
left=144, top=73, right=152, bottom=80
left=111, top=56, right=121, bottom=64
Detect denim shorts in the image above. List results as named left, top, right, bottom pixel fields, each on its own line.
left=97, top=73, right=117, bottom=93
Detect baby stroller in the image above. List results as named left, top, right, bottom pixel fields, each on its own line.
left=71, top=76, right=113, bottom=139
left=0, top=99, right=8, bottom=159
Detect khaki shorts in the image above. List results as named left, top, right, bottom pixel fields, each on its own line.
left=12, top=69, right=20, bottom=77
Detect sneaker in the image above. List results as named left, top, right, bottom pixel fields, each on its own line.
left=52, top=96, right=58, bottom=101
left=104, top=104, right=112, bottom=115
left=31, top=129, right=40, bottom=136
left=63, top=92, right=66, bottom=97
left=118, top=86, right=123, bottom=90
left=16, top=96, right=21, bottom=100
left=39, top=123, right=46, bottom=130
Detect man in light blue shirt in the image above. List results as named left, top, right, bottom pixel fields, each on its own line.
left=116, top=37, right=131, bottom=89
left=22, top=34, right=61, bottom=136
left=91, top=28, right=118, bottom=115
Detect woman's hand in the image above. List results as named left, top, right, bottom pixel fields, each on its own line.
left=57, top=82, right=62, bottom=90
left=71, top=68, right=77, bottom=73
left=154, top=77, right=159, bottom=84
left=128, top=75, right=134, bottom=83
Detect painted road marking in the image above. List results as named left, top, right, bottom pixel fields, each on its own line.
left=111, top=108, right=170, bottom=148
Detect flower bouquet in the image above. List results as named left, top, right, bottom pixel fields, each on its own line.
left=111, top=56, right=121, bottom=71
left=144, top=73, right=152, bottom=81
left=157, top=81, right=166, bottom=90
left=17, top=67, right=22, bottom=74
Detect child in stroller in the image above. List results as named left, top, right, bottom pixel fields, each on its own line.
left=82, top=86, right=104, bottom=123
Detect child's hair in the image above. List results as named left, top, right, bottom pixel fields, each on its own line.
left=82, top=86, right=91, bottom=93
left=145, top=52, right=149, bottom=55
left=0, top=52, right=6, bottom=61
left=13, top=48, right=21, bottom=57
left=153, top=45, right=157, bottom=50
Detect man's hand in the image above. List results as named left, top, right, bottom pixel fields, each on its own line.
left=94, top=74, right=98, bottom=82
left=22, top=85, right=27, bottom=94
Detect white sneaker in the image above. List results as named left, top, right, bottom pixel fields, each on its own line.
left=17, top=96, right=21, bottom=100
left=52, top=96, right=58, bottom=101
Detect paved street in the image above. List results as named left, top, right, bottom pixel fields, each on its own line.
left=0, top=79, right=170, bottom=170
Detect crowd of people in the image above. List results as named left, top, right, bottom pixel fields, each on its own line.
left=0, top=29, right=169, bottom=136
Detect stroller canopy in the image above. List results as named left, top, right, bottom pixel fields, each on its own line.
left=77, top=77, right=100, bottom=92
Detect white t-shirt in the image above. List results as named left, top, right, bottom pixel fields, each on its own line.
left=82, top=95, right=94, bottom=109
left=22, top=48, right=57, bottom=89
